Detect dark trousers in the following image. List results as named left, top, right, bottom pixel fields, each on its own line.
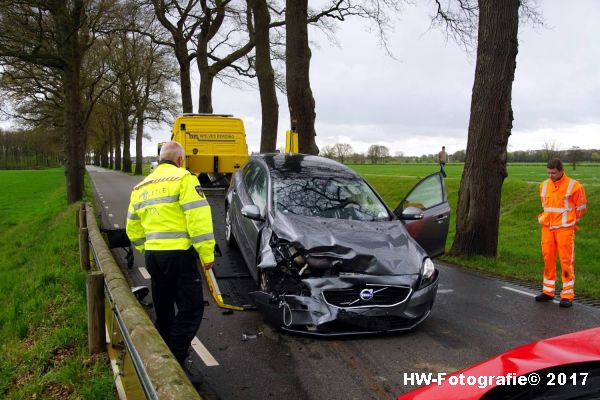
left=440, top=162, right=447, bottom=178
left=145, top=248, right=204, bottom=363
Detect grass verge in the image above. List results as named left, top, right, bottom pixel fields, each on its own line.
left=351, top=163, right=600, bottom=299
left=0, top=168, right=114, bottom=399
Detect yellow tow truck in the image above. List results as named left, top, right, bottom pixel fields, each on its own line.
left=169, top=113, right=250, bottom=186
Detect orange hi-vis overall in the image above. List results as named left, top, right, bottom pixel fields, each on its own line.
left=538, top=174, right=587, bottom=300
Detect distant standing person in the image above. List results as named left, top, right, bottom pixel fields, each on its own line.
left=438, top=146, right=448, bottom=177
left=535, top=158, right=587, bottom=308
left=126, top=141, right=215, bottom=370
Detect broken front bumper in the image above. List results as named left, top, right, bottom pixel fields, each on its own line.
left=250, top=273, right=438, bottom=336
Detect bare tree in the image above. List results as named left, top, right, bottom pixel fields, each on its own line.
left=567, top=146, right=583, bottom=171
left=286, top=0, right=318, bottom=154
left=195, top=1, right=255, bottom=113
left=449, top=0, right=520, bottom=257
left=541, top=139, right=562, bottom=162
left=249, top=0, right=279, bottom=152
left=0, top=0, right=117, bottom=203
left=367, top=144, right=389, bottom=164
left=320, top=144, right=336, bottom=159
left=333, top=143, right=353, bottom=163
left=147, top=0, right=200, bottom=113
left=120, top=24, right=179, bottom=174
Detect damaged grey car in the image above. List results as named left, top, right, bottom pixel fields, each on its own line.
left=225, top=154, right=450, bottom=336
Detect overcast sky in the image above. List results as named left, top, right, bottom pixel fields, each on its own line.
left=200, top=0, right=600, bottom=157
left=4, top=1, right=598, bottom=158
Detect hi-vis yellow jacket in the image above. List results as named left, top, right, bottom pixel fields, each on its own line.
left=126, top=163, right=215, bottom=264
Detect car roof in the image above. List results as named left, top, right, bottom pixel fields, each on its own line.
left=254, top=153, right=360, bottom=180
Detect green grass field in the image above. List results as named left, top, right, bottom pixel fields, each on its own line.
left=0, top=169, right=114, bottom=399
left=350, top=163, right=600, bottom=298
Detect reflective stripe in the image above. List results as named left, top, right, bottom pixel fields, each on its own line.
left=543, top=279, right=555, bottom=285
left=134, top=176, right=181, bottom=190
left=549, top=221, right=577, bottom=230
left=565, top=178, right=576, bottom=197
left=132, top=238, right=146, bottom=246
left=543, top=207, right=568, bottom=213
left=190, top=233, right=215, bottom=243
left=181, top=199, right=209, bottom=211
left=133, top=195, right=179, bottom=210
left=576, top=204, right=586, bottom=211
left=540, top=180, right=549, bottom=204
left=146, top=231, right=189, bottom=240
left=563, top=178, right=575, bottom=226
left=561, top=289, right=574, bottom=295
left=127, top=211, right=140, bottom=220
left=563, top=280, right=574, bottom=287
left=543, top=288, right=555, bottom=294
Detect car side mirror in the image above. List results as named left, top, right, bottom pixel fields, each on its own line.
left=241, top=204, right=264, bottom=221
left=399, top=206, right=424, bottom=220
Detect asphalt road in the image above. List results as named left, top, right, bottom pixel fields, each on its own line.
left=87, top=165, right=600, bottom=400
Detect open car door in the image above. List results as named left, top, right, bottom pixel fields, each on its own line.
left=393, top=172, right=450, bottom=258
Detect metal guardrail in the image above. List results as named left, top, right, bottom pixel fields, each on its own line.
left=79, top=203, right=201, bottom=400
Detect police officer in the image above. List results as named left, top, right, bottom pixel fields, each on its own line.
left=126, top=141, right=215, bottom=366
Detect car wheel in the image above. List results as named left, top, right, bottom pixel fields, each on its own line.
left=224, top=206, right=236, bottom=247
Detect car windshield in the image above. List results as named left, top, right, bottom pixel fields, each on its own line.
left=273, top=176, right=391, bottom=221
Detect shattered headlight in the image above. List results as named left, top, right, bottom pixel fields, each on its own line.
left=275, top=243, right=305, bottom=266
left=418, top=258, right=437, bottom=289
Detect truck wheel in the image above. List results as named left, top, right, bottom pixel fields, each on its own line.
left=198, top=173, right=211, bottom=187
left=225, top=206, right=237, bottom=248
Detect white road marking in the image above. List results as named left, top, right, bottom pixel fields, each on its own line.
left=105, top=206, right=109, bottom=209
left=138, top=267, right=151, bottom=280
left=108, top=213, right=113, bottom=218
left=191, top=337, right=219, bottom=367
left=437, top=289, right=454, bottom=294
left=113, top=223, right=120, bottom=228
left=501, top=286, right=559, bottom=303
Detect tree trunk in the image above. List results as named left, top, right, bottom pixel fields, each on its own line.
left=286, top=0, right=318, bottom=155
left=114, top=122, right=121, bottom=171
left=134, top=109, right=144, bottom=175
left=449, top=0, right=519, bottom=257
left=109, top=128, right=114, bottom=169
left=122, top=116, right=132, bottom=173
left=251, top=0, right=279, bottom=152
left=100, top=140, right=108, bottom=168
left=60, top=29, right=86, bottom=203
left=175, top=42, right=193, bottom=113
left=198, top=69, right=214, bottom=114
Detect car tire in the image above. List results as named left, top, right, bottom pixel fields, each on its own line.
left=224, top=206, right=237, bottom=248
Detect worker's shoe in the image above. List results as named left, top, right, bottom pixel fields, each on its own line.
left=559, top=298, right=573, bottom=308
left=535, top=293, right=554, bottom=302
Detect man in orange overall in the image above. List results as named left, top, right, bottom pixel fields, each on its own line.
left=535, top=158, right=587, bottom=308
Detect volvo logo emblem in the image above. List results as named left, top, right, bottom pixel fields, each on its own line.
left=359, top=288, right=374, bottom=301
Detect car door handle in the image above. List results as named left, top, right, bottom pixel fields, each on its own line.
left=436, top=215, right=448, bottom=222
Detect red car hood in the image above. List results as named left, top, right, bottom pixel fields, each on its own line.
left=398, top=327, right=600, bottom=400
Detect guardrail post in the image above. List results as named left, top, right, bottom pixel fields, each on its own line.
left=79, top=203, right=87, bottom=228
left=87, top=271, right=106, bottom=354
left=80, top=227, right=90, bottom=271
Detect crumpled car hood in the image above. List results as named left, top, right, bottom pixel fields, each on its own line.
left=270, top=212, right=424, bottom=275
